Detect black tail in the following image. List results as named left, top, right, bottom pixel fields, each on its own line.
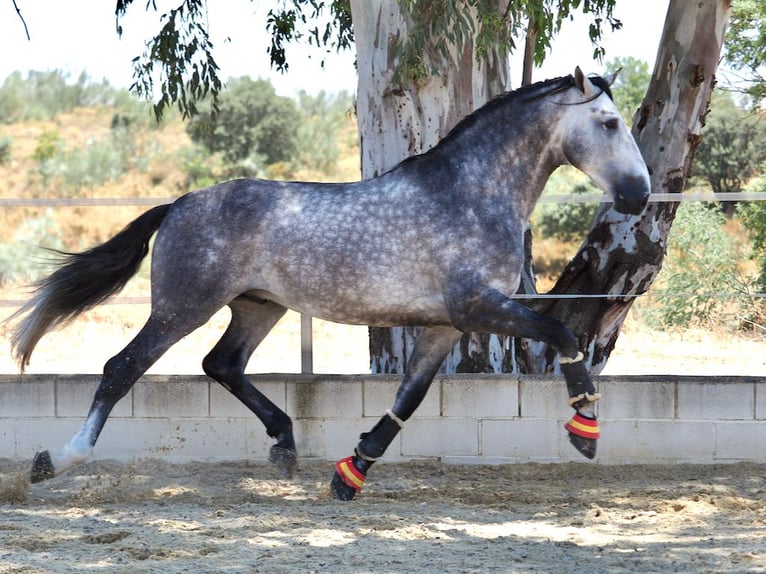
left=9, top=203, right=172, bottom=369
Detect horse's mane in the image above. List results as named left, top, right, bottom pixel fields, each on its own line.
left=392, top=73, right=613, bottom=171
left=432, top=73, right=614, bottom=151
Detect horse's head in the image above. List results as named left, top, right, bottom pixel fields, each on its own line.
left=558, top=67, right=651, bottom=215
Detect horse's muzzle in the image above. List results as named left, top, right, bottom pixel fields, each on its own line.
left=613, top=174, right=651, bottom=215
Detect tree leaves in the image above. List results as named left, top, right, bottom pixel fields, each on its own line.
left=118, top=0, right=222, bottom=121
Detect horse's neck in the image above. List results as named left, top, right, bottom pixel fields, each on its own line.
left=441, top=102, right=564, bottom=217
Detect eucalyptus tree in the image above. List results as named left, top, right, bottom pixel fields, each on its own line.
left=82, top=1, right=732, bottom=374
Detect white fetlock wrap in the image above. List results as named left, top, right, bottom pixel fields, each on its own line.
left=386, top=409, right=405, bottom=429
left=559, top=351, right=584, bottom=365
left=567, top=392, right=602, bottom=407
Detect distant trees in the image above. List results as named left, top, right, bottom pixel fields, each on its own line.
left=691, top=92, right=766, bottom=215
left=0, top=70, right=136, bottom=123
left=185, top=76, right=353, bottom=179
left=606, top=56, right=650, bottom=122
left=186, top=77, right=300, bottom=175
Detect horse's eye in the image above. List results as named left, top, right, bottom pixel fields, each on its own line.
left=603, top=118, right=619, bottom=131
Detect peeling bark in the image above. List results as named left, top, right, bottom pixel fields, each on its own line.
left=350, top=0, right=511, bottom=373
left=523, top=0, right=732, bottom=374
left=354, top=0, right=731, bottom=375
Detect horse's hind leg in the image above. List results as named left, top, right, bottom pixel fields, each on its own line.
left=202, top=296, right=297, bottom=478
left=31, top=309, right=212, bottom=483
left=331, top=326, right=462, bottom=500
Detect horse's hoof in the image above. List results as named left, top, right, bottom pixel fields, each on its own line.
left=31, top=450, right=55, bottom=483
left=330, top=471, right=358, bottom=501
left=269, top=445, right=298, bottom=479
left=568, top=432, right=597, bottom=460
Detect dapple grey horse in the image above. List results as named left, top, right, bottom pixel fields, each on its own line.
left=10, top=67, right=650, bottom=500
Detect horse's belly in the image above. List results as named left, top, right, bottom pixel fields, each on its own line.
left=262, top=287, right=451, bottom=327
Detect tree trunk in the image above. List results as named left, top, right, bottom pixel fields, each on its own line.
left=350, top=0, right=511, bottom=374
left=353, top=0, right=731, bottom=376
left=521, top=0, right=732, bottom=374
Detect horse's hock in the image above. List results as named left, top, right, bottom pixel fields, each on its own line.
left=1, top=374, right=764, bottom=465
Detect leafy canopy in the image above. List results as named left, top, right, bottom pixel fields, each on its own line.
left=113, top=0, right=620, bottom=119
left=691, top=91, right=766, bottom=196
left=724, top=0, right=766, bottom=104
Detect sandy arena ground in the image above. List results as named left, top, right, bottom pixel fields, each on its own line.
left=0, top=459, right=765, bottom=573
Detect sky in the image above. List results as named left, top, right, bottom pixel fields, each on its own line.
left=0, top=1, right=669, bottom=98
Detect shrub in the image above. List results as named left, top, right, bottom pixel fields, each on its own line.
left=0, top=211, right=63, bottom=285
left=643, top=201, right=755, bottom=329
left=0, top=136, right=11, bottom=164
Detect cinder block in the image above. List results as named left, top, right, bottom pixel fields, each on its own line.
left=0, top=380, right=55, bottom=418
left=442, top=375, right=518, bottom=418
left=96, top=418, right=171, bottom=461
left=287, top=379, right=362, bottom=420
left=519, top=377, right=569, bottom=419
left=677, top=381, right=755, bottom=420
left=481, top=418, right=561, bottom=460
left=161, top=419, right=252, bottom=461
left=363, top=376, right=440, bottom=418
left=599, top=379, right=675, bottom=420
left=756, top=383, right=766, bottom=420
left=401, top=418, right=479, bottom=457
left=597, top=420, right=715, bottom=463
left=321, top=418, right=369, bottom=460
left=0, top=420, right=16, bottom=457
left=133, top=380, right=210, bottom=418
left=292, top=418, right=327, bottom=459
left=55, top=379, right=132, bottom=418
left=714, top=421, right=766, bottom=461
left=209, top=380, right=286, bottom=418
left=14, top=418, right=83, bottom=457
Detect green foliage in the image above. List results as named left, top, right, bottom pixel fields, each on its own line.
left=120, top=1, right=621, bottom=116
left=692, top=91, right=766, bottom=197
left=738, top=173, right=766, bottom=291
left=536, top=180, right=599, bottom=242
left=0, top=211, right=63, bottom=285
left=0, top=70, right=129, bottom=123
left=0, top=136, right=12, bottom=164
left=186, top=77, right=301, bottom=177
left=646, top=202, right=752, bottom=329
left=32, top=130, right=62, bottom=163
left=31, top=125, right=143, bottom=197
left=266, top=1, right=353, bottom=73
left=292, top=90, right=354, bottom=175
left=725, top=0, right=766, bottom=105
left=119, top=0, right=221, bottom=121
left=604, top=56, right=650, bottom=123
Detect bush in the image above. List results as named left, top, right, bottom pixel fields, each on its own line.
left=186, top=77, right=300, bottom=176
left=0, top=136, right=11, bottom=164
left=643, top=201, right=756, bottom=329
left=31, top=126, right=142, bottom=197
left=535, top=167, right=600, bottom=242
left=0, top=211, right=63, bottom=285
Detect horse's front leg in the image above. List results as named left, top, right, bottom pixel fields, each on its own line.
left=446, top=284, right=600, bottom=459
left=331, top=326, right=462, bottom=501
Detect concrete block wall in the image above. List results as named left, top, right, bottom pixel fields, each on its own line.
left=1, top=374, right=765, bottom=465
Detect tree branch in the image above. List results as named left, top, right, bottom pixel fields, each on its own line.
left=12, top=0, right=31, bottom=40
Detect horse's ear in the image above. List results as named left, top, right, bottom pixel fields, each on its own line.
left=602, top=67, right=622, bottom=87
left=574, top=66, right=586, bottom=93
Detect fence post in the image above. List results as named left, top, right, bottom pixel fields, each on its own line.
left=300, top=313, right=313, bottom=374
